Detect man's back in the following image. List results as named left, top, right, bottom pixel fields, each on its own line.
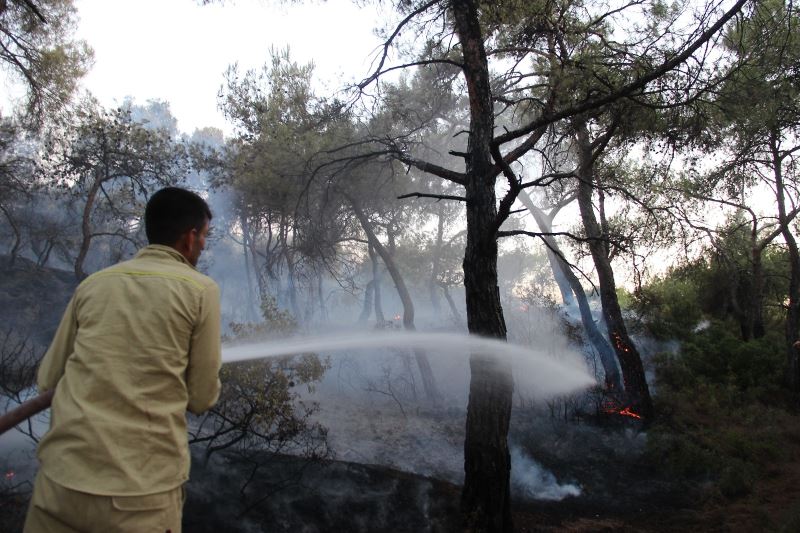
left=36, top=245, right=221, bottom=496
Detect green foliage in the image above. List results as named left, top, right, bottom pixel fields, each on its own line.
left=0, top=0, right=93, bottom=127
left=634, top=228, right=790, bottom=342
left=632, top=274, right=703, bottom=339
left=194, top=302, right=330, bottom=461
left=676, top=325, right=784, bottom=393
left=646, top=320, right=794, bottom=501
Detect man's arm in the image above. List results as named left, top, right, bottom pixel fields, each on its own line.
left=186, top=283, right=222, bottom=415
left=37, top=294, right=79, bottom=392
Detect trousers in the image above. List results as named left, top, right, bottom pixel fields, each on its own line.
left=23, top=470, right=183, bottom=533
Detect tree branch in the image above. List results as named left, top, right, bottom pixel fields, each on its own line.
left=494, top=0, right=750, bottom=145
left=398, top=192, right=467, bottom=202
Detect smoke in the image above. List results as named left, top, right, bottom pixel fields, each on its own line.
left=510, top=447, right=581, bottom=501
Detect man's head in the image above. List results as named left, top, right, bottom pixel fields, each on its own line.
left=145, top=187, right=212, bottom=266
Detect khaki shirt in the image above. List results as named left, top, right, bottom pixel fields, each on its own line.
left=36, top=245, right=222, bottom=496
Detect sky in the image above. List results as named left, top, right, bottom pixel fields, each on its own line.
left=73, top=0, right=388, bottom=135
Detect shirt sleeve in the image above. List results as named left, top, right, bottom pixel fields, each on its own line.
left=37, top=293, right=79, bottom=392
left=186, top=282, right=222, bottom=414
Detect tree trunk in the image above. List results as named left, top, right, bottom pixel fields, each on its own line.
left=546, top=247, right=575, bottom=307
left=369, top=244, right=385, bottom=324
left=518, top=191, right=622, bottom=391
left=440, top=282, right=465, bottom=325
left=784, top=235, right=800, bottom=392
left=74, top=171, right=103, bottom=280
left=284, top=248, right=301, bottom=321
left=772, top=141, right=800, bottom=394
left=429, top=204, right=446, bottom=313
left=453, top=1, right=513, bottom=530
left=317, top=272, right=327, bottom=323
left=574, top=119, right=652, bottom=419
left=358, top=280, right=375, bottom=323
left=349, top=196, right=440, bottom=402
left=0, top=204, right=21, bottom=269
left=751, top=247, right=766, bottom=339
left=240, top=213, right=259, bottom=322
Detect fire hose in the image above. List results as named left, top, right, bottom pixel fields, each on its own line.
left=0, top=390, right=54, bottom=436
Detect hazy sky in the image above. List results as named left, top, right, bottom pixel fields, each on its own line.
left=74, top=0, right=387, bottom=135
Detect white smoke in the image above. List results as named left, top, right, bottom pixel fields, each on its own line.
left=511, top=446, right=581, bottom=501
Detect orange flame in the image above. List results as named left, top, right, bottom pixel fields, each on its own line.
left=618, top=407, right=642, bottom=419
left=600, top=399, right=642, bottom=420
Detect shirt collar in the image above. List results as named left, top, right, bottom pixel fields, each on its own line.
left=135, top=244, right=194, bottom=268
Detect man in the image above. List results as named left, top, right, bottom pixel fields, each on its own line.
left=24, top=187, right=222, bottom=533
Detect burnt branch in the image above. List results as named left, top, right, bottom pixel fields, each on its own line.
left=398, top=192, right=467, bottom=202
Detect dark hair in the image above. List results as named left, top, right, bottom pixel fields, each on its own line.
left=145, top=187, right=212, bottom=246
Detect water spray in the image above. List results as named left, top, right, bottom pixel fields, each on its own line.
left=0, top=331, right=596, bottom=436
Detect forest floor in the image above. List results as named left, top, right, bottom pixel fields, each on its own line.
left=510, top=410, right=800, bottom=533
left=178, top=403, right=800, bottom=532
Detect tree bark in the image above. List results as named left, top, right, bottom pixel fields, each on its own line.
left=453, top=1, right=513, bottom=530
left=574, top=119, right=652, bottom=419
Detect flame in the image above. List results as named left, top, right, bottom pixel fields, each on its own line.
left=393, top=314, right=402, bottom=321
left=611, top=332, right=632, bottom=354
left=618, top=407, right=642, bottom=419
left=600, top=399, right=641, bottom=420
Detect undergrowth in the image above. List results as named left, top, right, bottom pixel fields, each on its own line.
left=645, top=322, right=800, bottom=506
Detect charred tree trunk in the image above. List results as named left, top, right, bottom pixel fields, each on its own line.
left=519, top=192, right=622, bottom=391
left=454, top=1, right=513, bottom=530
left=349, top=196, right=440, bottom=403
left=574, top=119, right=652, bottom=419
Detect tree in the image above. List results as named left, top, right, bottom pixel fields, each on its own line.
left=347, top=0, right=748, bottom=528
left=218, top=49, right=352, bottom=321
left=0, top=118, right=35, bottom=266
left=0, top=0, right=92, bottom=127
left=517, top=189, right=622, bottom=391
left=710, top=0, right=800, bottom=392
left=51, top=103, right=188, bottom=279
